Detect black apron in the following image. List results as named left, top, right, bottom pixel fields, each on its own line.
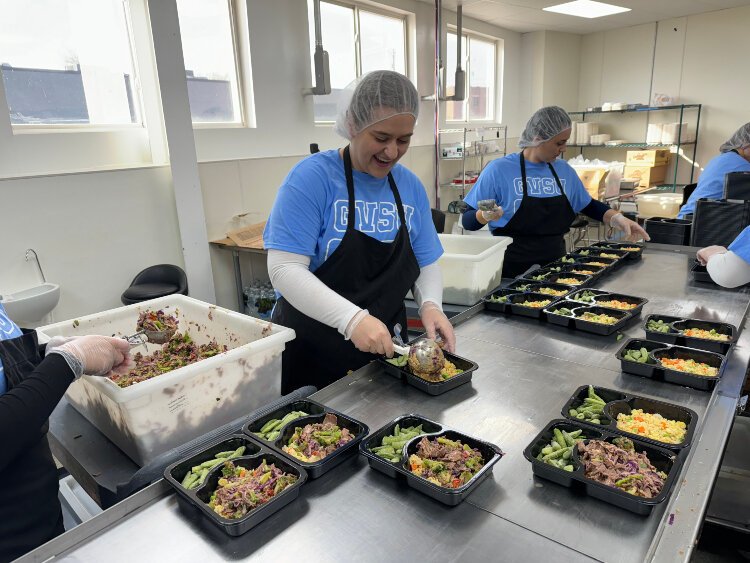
left=492, top=151, right=577, bottom=278
left=0, top=329, right=65, bottom=562
left=272, top=146, right=421, bottom=394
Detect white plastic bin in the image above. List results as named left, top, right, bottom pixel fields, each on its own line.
left=437, top=234, right=512, bottom=306
left=37, top=295, right=295, bottom=466
left=636, top=193, right=683, bottom=219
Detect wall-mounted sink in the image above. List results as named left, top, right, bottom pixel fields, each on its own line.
left=0, top=283, right=60, bottom=324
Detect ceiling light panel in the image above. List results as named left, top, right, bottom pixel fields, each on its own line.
left=543, top=0, right=631, bottom=18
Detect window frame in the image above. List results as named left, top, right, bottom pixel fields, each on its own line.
left=445, top=27, right=499, bottom=124
left=311, top=0, right=409, bottom=125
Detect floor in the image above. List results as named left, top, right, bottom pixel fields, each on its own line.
left=692, top=523, right=750, bottom=562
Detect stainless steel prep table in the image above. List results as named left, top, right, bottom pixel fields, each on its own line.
left=24, top=245, right=749, bottom=563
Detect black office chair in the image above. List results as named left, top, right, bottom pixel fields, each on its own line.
left=121, top=264, right=188, bottom=305
left=431, top=208, right=446, bottom=234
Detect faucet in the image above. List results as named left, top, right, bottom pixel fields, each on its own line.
left=25, top=249, right=47, bottom=283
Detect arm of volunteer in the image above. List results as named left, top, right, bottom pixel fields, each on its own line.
left=412, top=262, right=443, bottom=313
left=706, top=251, right=750, bottom=288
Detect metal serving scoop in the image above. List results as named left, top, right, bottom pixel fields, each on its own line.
left=391, top=323, right=445, bottom=377
left=124, top=327, right=176, bottom=348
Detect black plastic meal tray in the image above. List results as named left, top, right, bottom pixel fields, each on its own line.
left=690, top=260, right=714, bottom=284
left=509, top=292, right=561, bottom=318
left=377, top=350, right=477, bottom=396
left=483, top=288, right=521, bottom=314
left=523, top=419, right=685, bottom=515
left=585, top=291, right=648, bottom=317
left=644, top=314, right=737, bottom=354
left=573, top=247, right=627, bottom=267
left=243, top=399, right=327, bottom=443
left=359, top=413, right=504, bottom=506
left=576, top=256, right=618, bottom=270
left=571, top=305, right=633, bottom=335
left=562, top=263, right=606, bottom=282
left=241, top=400, right=369, bottom=479
left=561, top=385, right=698, bottom=451
left=542, top=301, right=581, bottom=328
left=545, top=272, right=593, bottom=288
left=616, top=339, right=726, bottom=392
left=164, top=434, right=307, bottom=536
left=592, top=241, right=644, bottom=261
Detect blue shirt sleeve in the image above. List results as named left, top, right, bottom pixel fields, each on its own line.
left=0, top=303, right=24, bottom=396
left=678, top=151, right=750, bottom=218
left=728, top=226, right=750, bottom=264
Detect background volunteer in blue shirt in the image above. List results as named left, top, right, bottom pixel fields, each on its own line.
left=264, top=70, right=455, bottom=394
left=461, top=106, right=649, bottom=278
left=696, top=226, right=750, bottom=288
left=678, top=123, right=750, bottom=218
left=0, top=303, right=131, bottom=561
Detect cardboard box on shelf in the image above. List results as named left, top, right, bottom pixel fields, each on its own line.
left=575, top=168, right=610, bottom=199
left=227, top=221, right=266, bottom=249
left=626, top=149, right=671, bottom=166
left=623, top=164, right=668, bottom=188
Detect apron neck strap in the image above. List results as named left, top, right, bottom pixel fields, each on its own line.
left=520, top=149, right=564, bottom=196
left=343, top=145, right=407, bottom=231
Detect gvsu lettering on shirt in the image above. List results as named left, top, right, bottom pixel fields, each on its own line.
left=511, top=176, right=567, bottom=212
left=332, top=200, right=415, bottom=234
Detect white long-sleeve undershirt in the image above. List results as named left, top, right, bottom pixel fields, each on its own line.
left=706, top=250, right=750, bottom=288
left=267, top=249, right=443, bottom=338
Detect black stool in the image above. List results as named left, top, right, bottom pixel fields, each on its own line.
left=121, top=264, right=188, bottom=305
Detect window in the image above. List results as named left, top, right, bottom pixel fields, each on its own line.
left=307, top=1, right=407, bottom=123
left=446, top=32, right=496, bottom=122
left=176, top=0, right=242, bottom=124
left=0, top=0, right=140, bottom=126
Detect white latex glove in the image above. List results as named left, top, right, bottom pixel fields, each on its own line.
left=350, top=314, right=395, bottom=357
left=609, top=213, right=650, bottom=242
left=48, top=335, right=134, bottom=378
left=697, top=245, right=728, bottom=266
left=480, top=205, right=504, bottom=222
left=45, top=335, right=77, bottom=354
left=420, top=302, right=456, bottom=353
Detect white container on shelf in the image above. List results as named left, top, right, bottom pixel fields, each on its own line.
left=436, top=234, right=512, bottom=306
left=636, top=193, right=683, bottom=219
left=37, top=295, right=295, bottom=466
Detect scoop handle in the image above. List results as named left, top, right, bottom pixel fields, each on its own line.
left=392, top=343, right=410, bottom=356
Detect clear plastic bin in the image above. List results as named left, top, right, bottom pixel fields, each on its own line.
left=37, top=295, right=295, bottom=466
left=437, top=234, right=513, bottom=306
left=636, top=193, right=683, bottom=219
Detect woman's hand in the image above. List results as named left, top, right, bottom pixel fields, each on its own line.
left=609, top=213, right=650, bottom=242
left=420, top=303, right=456, bottom=353
left=48, top=335, right=133, bottom=377
left=477, top=205, right=504, bottom=225
left=697, top=245, right=728, bottom=266
left=350, top=315, right=395, bottom=356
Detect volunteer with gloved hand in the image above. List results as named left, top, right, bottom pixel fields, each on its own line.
left=0, top=305, right=132, bottom=562
left=461, top=106, right=649, bottom=277
left=264, top=70, right=455, bottom=394
left=678, top=122, right=750, bottom=219
left=696, top=226, right=750, bottom=288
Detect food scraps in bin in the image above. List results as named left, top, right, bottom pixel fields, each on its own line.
left=570, top=290, right=598, bottom=304
left=282, top=413, right=354, bottom=463
left=682, top=328, right=730, bottom=342
left=647, top=319, right=671, bottom=333
left=208, top=460, right=298, bottom=519
left=370, top=424, right=424, bottom=463
left=254, top=411, right=310, bottom=441
left=408, top=436, right=485, bottom=488
left=110, top=332, right=226, bottom=388
left=136, top=309, right=178, bottom=334
left=597, top=299, right=637, bottom=310
left=659, top=358, right=718, bottom=377
left=535, top=427, right=585, bottom=472
left=386, top=355, right=464, bottom=382
left=519, top=299, right=552, bottom=308
left=622, top=348, right=654, bottom=364
left=580, top=311, right=619, bottom=325
left=555, top=277, right=584, bottom=286
left=569, top=385, right=606, bottom=424
left=616, top=410, right=686, bottom=444
left=181, top=446, right=247, bottom=490
left=578, top=437, right=667, bottom=499
left=537, top=287, right=568, bottom=297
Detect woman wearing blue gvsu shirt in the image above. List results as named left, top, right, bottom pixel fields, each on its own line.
left=696, top=226, right=750, bottom=287
left=264, top=70, right=455, bottom=394
left=678, top=122, right=750, bottom=218
left=461, top=106, right=649, bottom=277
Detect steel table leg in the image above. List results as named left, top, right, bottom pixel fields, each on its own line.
left=232, top=250, right=244, bottom=313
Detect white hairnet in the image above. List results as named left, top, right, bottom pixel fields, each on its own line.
left=720, top=122, right=750, bottom=153
left=518, top=106, right=572, bottom=148
left=333, top=70, right=419, bottom=140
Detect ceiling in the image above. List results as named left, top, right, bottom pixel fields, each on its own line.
left=418, top=0, right=750, bottom=33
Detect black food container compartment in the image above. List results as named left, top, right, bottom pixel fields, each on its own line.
left=644, top=314, right=682, bottom=344
left=567, top=288, right=609, bottom=306
left=645, top=217, right=692, bottom=245
left=652, top=346, right=726, bottom=392
left=690, top=260, right=714, bottom=284
left=244, top=399, right=327, bottom=443
left=508, top=292, right=559, bottom=318
left=243, top=405, right=369, bottom=479
left=483, top=288, right=520, bottom=314
left=377, top=350, right=478, bottom=395
left=584, top=246, right=629, bottom=263
left=542, top=301, right=580, bottom=328
left=671, top=319, right=736, bottom=354
left=576, top=256, right=618, bottom=270
left=571, top=305, right=632, bottom=335
left=592, top=292, right=649, bottom=317
left=545, top=272, right=593, bottom=288
left=506, top=280, right=539, bottom=292
left=523, top=266, right=557, bottom=282
left=524, top=419, right=684, bottom=515
left=547, top=256, right=578, bottom=269
left=360, top=414, right=504, bottom=506
left=615, top=338, right=665, bottom=378
left=562, top=263, right=606, bottom=281
left=164, top=434, right=307, bottom=536
left=561, top=385, right=626, bottom=426
left=592, top=241, right=644, bottom=260
left=532, top=282, right=576, bottom=299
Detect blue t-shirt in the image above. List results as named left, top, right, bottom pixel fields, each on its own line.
left=463, top=153, right=593, bottom=229
left=0, top=302, right=24, bottom=395
left=678, top=151, right=750, bottom=218
left=264, top=149, right=443, bottom=273
left=728, top=226, right=750, bottom=264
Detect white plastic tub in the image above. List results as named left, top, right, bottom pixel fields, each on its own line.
left=437, top=233, right=512, bottom=306
left=37, top=295, right=295, bottom=466
left=636, top=193, right=683, bottom=219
